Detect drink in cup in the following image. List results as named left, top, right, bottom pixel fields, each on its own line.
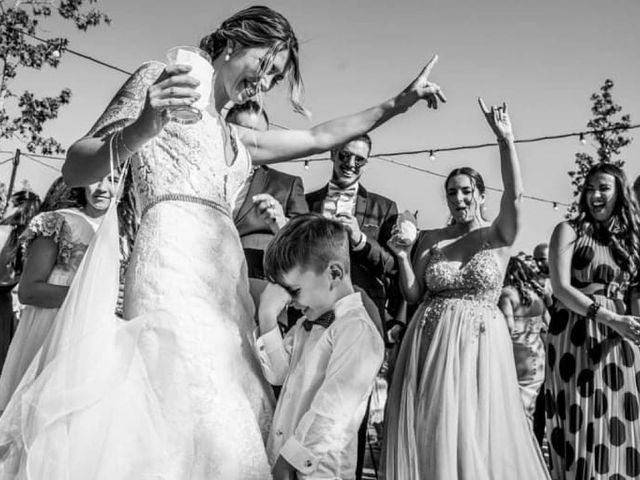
left=165, top=46, right=213, bottom=124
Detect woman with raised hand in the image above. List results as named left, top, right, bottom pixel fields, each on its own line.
left=546, top=163, right=640, bottom=479
left=383, top=99, right=549, bottom=479
left=0, top=5, right=446, bottom=479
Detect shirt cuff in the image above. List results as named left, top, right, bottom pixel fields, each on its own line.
left=279, top=436, right=319, bottom=475
left=352, top=233, right=367, bottom=251
left=254, top=326, right=282, bottom=356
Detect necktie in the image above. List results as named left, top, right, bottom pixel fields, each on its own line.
left=302, top=310, right=335, bottom=331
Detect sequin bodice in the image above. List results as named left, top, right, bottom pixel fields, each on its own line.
left=424, top=246, right=504, bottom=304
left=131, top=111, right=250, bottom=213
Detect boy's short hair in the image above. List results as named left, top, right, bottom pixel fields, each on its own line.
left=264, top=213, right=350, bottom=285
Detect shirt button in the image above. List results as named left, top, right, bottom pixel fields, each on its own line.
left=275, top=430, right=283, bottom=436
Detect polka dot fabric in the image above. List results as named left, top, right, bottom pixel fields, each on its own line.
left=546, top=232, right=639, bottom=479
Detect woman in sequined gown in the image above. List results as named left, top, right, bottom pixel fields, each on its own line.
left=382, top=99, right=549, bottom=480
left=0, top=7, right=449, bottom=480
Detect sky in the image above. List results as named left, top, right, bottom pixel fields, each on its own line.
left=1, top=0, right=639, bottom=253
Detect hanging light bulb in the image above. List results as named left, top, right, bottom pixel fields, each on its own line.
left=304, top=160, right=310, bottom=170
left=579, top=133, right=586, bottom=145
left=553, top=202, right=559, bottom=211
left=52, top=50, right=61, bottom=59
left=429, top=150, right=435, bottom=161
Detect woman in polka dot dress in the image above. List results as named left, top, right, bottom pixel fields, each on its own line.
left=547, top=163, right=640, bottom=479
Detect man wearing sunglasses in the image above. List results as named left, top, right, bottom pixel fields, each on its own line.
left=306, top=134, right=398, bottom=323
left=306, top=134, right=399, bottom=479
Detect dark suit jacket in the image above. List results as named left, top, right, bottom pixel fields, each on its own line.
left=234, top=166, right=308, bottom=279
left=306, top=184, right=398, bottom=328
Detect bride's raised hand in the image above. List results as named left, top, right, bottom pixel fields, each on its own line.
left=478, top=98, right=514, bottom=141
left=402, top=54, right=447, bottom=110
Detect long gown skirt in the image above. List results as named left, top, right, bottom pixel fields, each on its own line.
left=545, top=233, right=640, bottom=480
left=383, top=296, right=549, bottom=479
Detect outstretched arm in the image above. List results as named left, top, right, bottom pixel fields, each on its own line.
left=239, top=55, right=447, bottom=164
left=479, top=99, right=522, bottom=248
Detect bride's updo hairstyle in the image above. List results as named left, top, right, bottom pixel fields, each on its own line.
left=445, top=167, right=489, bottom=224
left=199, top=5, right=305, bottom=114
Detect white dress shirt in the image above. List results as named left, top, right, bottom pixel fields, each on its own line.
left=254, top=292, right=384, bottom=479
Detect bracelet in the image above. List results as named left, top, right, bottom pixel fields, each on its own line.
left=116, top=129, right=136, bottom=157
left=586, top=301, right=601, bottom=321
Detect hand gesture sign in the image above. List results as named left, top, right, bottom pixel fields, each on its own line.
left=478, top=98, right=514, bottom=142
left=404, top=54, right=447, bottom=110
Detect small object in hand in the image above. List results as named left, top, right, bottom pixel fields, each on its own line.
left=395, top=210, right=418, bottom=245
left=165, top=46, right=213, bottom=125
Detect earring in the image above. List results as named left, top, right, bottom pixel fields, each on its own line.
left=224, top=48, right=232, bottom=61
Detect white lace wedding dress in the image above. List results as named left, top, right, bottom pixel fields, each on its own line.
left=123, top=108, right=274, bottom=478
left=0, top=62, right=274, bottom=480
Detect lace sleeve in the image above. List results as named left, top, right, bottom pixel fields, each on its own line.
left=85, top=61, right=165, bottom=140
left=21, top=212, right=71, bottom=257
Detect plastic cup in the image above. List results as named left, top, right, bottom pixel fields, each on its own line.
left=165, top=46, right=213, bottom=124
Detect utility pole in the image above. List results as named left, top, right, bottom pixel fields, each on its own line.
left=2, top=149, right=20, bottom=217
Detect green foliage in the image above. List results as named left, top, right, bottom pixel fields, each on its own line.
left=0, top=0, right=110, bottom=155
left=567, top=79, right=632, bottom=218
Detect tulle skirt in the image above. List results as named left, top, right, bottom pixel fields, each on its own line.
left=382, top=296, right=549, bottom=480
left=0, top=203, right=272, bottom=479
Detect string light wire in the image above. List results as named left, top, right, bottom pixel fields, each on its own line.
left=4, top=27, right=637, bottom=209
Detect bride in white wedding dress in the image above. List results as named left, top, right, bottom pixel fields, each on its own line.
left=0, top=5, right=447, bottom=479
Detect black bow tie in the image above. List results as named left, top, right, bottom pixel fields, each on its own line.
left=302, top=310, right=335, bottom=331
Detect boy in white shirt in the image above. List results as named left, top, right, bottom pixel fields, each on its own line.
left=255, top=214, right=384, bottom=480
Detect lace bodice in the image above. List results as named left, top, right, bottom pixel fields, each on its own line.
left=131, top=112, right=250, bottom=214
left=21, top=209, right=99, bottom=286
left=423, top=245, right=504, bottom=304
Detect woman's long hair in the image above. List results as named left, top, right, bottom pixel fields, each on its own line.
left=503, top=256, right=545, bottom=307
left=117, top=169, right=138, bottom=270
left=199, top=5, right=305, bottom=115
left=445, top=167, right=489, bottom=225
left=571, top=163, right=640, bottom=282
left=38, top=176, right=87, bottom=213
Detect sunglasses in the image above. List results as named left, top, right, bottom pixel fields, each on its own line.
left=335, top=150, right=368, bottom=167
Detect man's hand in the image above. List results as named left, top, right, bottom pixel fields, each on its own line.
left=253, top=193, right=287, bottom=233
left=335, top=212, right=363, bottom=245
